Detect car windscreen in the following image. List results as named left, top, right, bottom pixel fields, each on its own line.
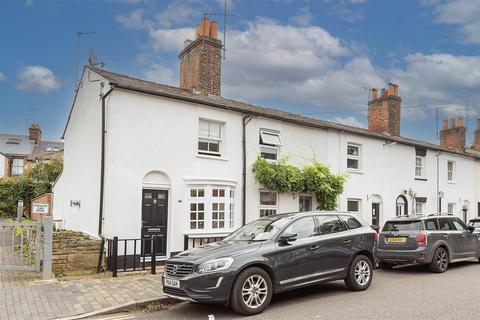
left=382, top=220, right=423, bottom=232
left=225, top=217, right=293, bottom=241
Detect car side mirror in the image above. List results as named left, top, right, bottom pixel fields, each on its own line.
left=467, top=225, right=475, bottom=233
left=278, top=233, right=297, bottom=245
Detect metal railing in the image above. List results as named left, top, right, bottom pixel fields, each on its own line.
left=0, top=217, right=52, bottom=279
left=106, top=236, right=158, bottom=277
left=183, top=235, right=226, bottom=250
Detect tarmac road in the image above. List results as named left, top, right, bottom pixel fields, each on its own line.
left=93, top=261, right=480, bottom=320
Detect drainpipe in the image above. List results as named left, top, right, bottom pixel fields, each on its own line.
left=242, top=115, right=252, bottom=226
left=436, top=152, right=442, bottom=213
left=97, top=85, right=114, bottom=273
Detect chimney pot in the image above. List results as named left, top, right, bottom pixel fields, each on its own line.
left=381, top=88, right=386, bottom=97
left=387, top=83, right=395, bottom=96
left=370, top=88, right=377, bottom=101
left=209, top=21, right=218, bottom=39
left=443, top=119, right=449, bottom=129
left=450, top=118, right=455, bottom=128
left=477, top=118, right=480, bottom=130
left=457, top=116, right=464, bottom=127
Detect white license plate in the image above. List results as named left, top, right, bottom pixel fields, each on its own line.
left=164, top=277, right=180, bottom=288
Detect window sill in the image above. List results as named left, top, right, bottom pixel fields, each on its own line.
left=447, top=181, right=457, bottom=184
left=197, top=154, right=229, bottom=161
left=184, top=231, right=232, bottom=237
left=346, top=169, right=363, bottom=174
left=415, top=178, right=427, bottom=181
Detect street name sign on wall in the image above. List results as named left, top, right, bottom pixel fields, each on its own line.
left=32, top=203, right=49, bottom=214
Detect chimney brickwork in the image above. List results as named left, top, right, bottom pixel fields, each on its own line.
left=440, top=117, right=466, bottom=151
left=179, top=18, right=222, bottom=96
left=29, top=124, right=42, bottom=145
left=368, top=83, right=401, bottom=136
left=473, top=119, right=480, bottom=150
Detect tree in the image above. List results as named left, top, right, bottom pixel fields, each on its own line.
left=252, top=157, right=346, bottom=211
left=0, top=158, right=63, bottom=218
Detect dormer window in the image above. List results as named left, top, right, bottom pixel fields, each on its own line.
left=259, top=130, right=281, bottom=161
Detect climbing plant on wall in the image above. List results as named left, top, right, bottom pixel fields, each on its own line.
left=252, top=156, right=346, bottom=211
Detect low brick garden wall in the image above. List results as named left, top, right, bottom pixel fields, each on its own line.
left=52, top=230, right=102, bottom=277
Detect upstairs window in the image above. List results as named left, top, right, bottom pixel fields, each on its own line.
left=448, top=203, right=455, bottom=214
left=259, top=130, right=281, bottom=161
left=198, top=120, right=222, bottom=157
left=346, top=143, right=360, bottom=170
left=347, top=199, right=361, bottom=213
left=415, top=148, right=426, bottom=179
left=11, top=159, right=24, bottom=176
left=447, top=161, right=455, bottom=182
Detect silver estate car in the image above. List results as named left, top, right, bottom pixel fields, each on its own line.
left=377, top=214, right=480, bottom=273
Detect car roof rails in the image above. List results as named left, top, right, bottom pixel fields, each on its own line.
left=393, top=214, right=424, bottom=219
left=427, top=213, right=453, bottom=217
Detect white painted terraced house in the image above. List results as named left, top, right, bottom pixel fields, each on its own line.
left=53, top=18, right=480, bottom=263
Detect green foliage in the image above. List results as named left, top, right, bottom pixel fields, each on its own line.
left=0, top=158, right=63, bottom=218
left=252, top=156, right=346, bottom=211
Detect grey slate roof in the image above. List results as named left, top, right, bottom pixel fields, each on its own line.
left=87, top=66, right=479, bottom=160
left=0, top=134, right=63, bottom=160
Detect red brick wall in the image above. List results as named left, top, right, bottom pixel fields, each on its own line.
left=368, top=84, right=401, bottom=136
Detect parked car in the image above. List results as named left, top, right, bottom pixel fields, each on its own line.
left=162, top=212, right=377, bottom=316
left=377, top=214, right=480, bottom=273
left=468, top=218, right=480, bottom=234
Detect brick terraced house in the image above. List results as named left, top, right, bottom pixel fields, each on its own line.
left=0, top=124, right=64, bottom=178
left=53, top=18, right=480, bottom=264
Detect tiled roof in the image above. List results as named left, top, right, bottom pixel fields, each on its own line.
left=88, top=66, right=479, bottom=160
left=0, top=134, right=63, bottom=159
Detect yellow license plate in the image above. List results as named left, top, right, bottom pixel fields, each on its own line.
left=387, top=237, right=407, bottom=243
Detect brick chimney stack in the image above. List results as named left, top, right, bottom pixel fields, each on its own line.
left=28, top=124, right=42, bottom=145
left=473, top=118, right=480, bottom=150
left=440, top=117, right=466, bottom=151
left=368, top=83, right=401, bottom=136
left=179, top=17, right=222, bottom=96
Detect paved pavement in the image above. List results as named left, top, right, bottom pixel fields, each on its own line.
left=107, top=261, right=480, bottom=320
left=1, top=224, right=166, bottom=320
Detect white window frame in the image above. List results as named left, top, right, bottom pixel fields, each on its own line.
left=11, top=158, right=24, bottom=176
left=346, top=143, right=361, bottom=171
left=447, top=161, right=456, bottom=182
left=259, top=190, right=278, bottom=217
left=259, top=130, right=281, bottom=161
left=347, top=198, right=361, bottom=213
left=447, top=203, right=456, bottom=214
left=415, top=155, right=425, bottom=179
left=189, top=188, right=206, bottom=230
left=299, top=194, right=313, bottom=212
left=187, top=185, right=235, bottom=232
left=198, top=119, right=223, bottom=157
left=415, top=202, right=425, bottom=215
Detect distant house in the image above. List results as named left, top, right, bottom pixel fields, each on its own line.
left=0, top=124, right=64, bottom=178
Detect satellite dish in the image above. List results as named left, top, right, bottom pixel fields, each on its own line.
left=88, top=48, right=105, bottom=68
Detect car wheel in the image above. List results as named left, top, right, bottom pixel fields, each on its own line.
left=344, top=255, right=373, bottom=291
left=429, top=247, right=449, bottom=273
left=230, top=267, right=273, bottom=316
left=378, top=261, right=394, bottom=270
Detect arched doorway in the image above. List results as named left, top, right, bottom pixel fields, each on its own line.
left=141, top=171, right=171, bottom=258
left=396, top=195, right=408, bottom=217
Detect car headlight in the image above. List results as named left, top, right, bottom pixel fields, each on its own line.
left=198, top=257, right=234, bottom=273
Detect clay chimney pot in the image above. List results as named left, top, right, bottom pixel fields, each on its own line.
left=209, top=21, right=218, bottom=39
left=443, top=119, right=448, bottom=129
left=450, top=118, right=456, bottom=128
left=371, top=88, right=378, bottom=101
left=457, top=116, right=464, bottom=128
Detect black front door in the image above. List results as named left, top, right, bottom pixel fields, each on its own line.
left=142, top=189, right=168, bottom=257
left=372, top=203, right=380, bottom=227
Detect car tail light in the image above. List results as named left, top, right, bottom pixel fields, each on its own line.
left=417, top=231, right=427, bottom=246
left=374, top=231, right=379, bottom=243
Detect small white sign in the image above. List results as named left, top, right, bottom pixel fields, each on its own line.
left=32, top=203, right=49, bottom=214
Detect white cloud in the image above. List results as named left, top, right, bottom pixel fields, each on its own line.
left=24, top=0, right=33, bottom=7
left=143, top=63, right=177, bottom=85
left=333, top=116, right=365, bottom=128
left=115, top=9, right=147, bottom=30
left=0, top=72, right=6, bottom=82
left=426, top=0, right=480, bottom=43
left=290, top=6, right=313, bottom=26
left=17, top=65, right=60, bottom=93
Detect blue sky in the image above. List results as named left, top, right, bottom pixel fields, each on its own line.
left=1, top=0, right=480, bottom=144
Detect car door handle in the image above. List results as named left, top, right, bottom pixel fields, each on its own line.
left=343, top=240, right=352, bottom=245
left=308, top=245, right=320, bottom=251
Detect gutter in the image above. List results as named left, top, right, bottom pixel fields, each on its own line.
left=242, top=115, right=252, bottom=226
left=97, top=86, right=114, bottom=273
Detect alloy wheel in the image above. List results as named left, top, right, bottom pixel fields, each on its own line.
left=241, top=275, right=268, bottom=309
left=354, top=260, right=371, bottom=286
left=436, top=248, right=448, bottom=271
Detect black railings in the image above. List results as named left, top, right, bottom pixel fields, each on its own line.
left=107, top=236, right=158, bottom=277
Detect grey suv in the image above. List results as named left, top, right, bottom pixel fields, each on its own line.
left=377, top=214, right=480, bottom=273
left=469, top=218, right=480, bottom=234
left=163, top=212, right=376, bottom=316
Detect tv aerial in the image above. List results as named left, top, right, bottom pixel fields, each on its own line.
left=88, top=48, right=105, bottom=68
left=204, top=0, right=235, bottom=60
